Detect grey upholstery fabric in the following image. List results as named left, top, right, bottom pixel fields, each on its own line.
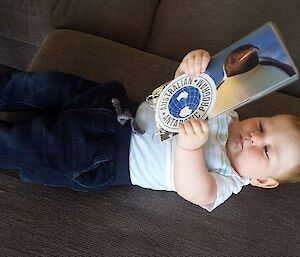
left=28, top=29, right=179, bottom=103
left=1, top=29, right=297, bottom=257
left=146, top=0, right=300, bottom=62
left=29, top=29, right=300, bottom=119
left=0, top=0, right=159, bottom=70
left=145, top=0, right=300, bottom=98
left=0, top=1, right=299, bottom=256
left=0, top=35, right=38, bottom=70
left=0, top=0, right=158, bottom=48
left=0, top=171, right=299, bottom=257
left=0, top=0, right=299, bottom=97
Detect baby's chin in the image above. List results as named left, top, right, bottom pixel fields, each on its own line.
left=226, top=148, right=236, bottom=167
left=226, top=152, right=243, bottom=177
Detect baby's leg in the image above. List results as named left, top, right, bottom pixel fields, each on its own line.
left=0, top=71, right=127, bottom=114
left=0, top=107, right=118, bottom=191
left=0, top=71, right=131, bottom=191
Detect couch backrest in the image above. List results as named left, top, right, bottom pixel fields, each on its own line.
left=146, top=0, right=300, bottom=61
left=146, top=0, right=300, bottom=98
left=0, top=0, right=158, bottom=49
left=0, top=0, right=160, bottom=71
left=1, top=0, right=299, bottom=97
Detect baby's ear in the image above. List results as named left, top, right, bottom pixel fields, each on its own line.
left=250, top=178, right=279, bottom=189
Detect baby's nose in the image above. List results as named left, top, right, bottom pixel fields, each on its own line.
left=250, top=132, right=264, bottom=146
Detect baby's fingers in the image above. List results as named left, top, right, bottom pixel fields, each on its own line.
left=187, top=57, right=202, bottom=77
left=182, top=120, right=195, bottom=135
left=190, top=119, right=209, bottom=135
left=175, top=49, right=211, bottom=78
left=178, top=122, right=187, bottom=136
left=194, top=50, right=211, bottom=73
left=193, top=57, right=203, bottom=76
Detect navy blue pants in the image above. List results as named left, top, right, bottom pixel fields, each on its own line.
left=0, top=71, right=137, bottom=191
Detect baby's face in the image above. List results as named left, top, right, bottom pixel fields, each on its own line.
left=226, top=115, right=300, bottom=180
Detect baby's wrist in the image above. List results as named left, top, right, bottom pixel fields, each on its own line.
left=176, top=144, right=203, bottom=151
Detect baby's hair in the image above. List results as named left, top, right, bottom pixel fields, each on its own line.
left=274, top=114, right=300, bottom=183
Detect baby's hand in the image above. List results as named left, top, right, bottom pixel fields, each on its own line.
left=177, top=119, right=209, bottom=150
left=175, top=49, right=211, bottom=78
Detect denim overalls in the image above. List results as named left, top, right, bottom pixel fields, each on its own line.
left=0, top=71, right=137, bottom=191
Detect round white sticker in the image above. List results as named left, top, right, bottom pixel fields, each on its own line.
left=155, top=74, right=216, bottom=133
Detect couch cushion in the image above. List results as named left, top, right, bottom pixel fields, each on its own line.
left=0, top=35, right=38, bottom=70
left=0, top=0, right=158, bottom=49
left=29, top=29, right=300, bottom=119
left=238, top=92, right=300, bottom=119
left=146, top=0, right=300, bottom=98
left=0, top=173, right=299, bottom=257
left=10, top=28, right=300, bottom=257
left=28, top=29, right=179, bottom=103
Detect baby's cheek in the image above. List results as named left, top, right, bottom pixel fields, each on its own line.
left=241, top=149, right=254, bottom=161
left=243, top=150, right=264, bottom=170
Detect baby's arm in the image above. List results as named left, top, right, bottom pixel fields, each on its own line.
left=174, top=49, right=216, bottom=207
left=174, top=119, right=217, bottom=206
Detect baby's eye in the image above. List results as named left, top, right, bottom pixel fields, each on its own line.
left=259, top=121, right=264, bottom=133
left=264, top=146, right=269, bottom=159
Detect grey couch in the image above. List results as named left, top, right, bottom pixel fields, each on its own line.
left=0, top=1, right=299, bottom=257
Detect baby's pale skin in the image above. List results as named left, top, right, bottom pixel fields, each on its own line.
left=173, top=49, right=300, bottom=208
left=226, top=115, right=300, bottom=187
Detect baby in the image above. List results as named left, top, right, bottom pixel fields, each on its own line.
left=172, top=50, right=300, bottom=210
left=0, top=49, right=299, bottom=212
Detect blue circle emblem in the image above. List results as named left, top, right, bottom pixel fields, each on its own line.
left=168, top=86, right=201, bottom=119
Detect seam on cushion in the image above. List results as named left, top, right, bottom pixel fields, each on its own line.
left=142, top=0, right=161, bottom=50
left=0, top=34, right=40, bottom=48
